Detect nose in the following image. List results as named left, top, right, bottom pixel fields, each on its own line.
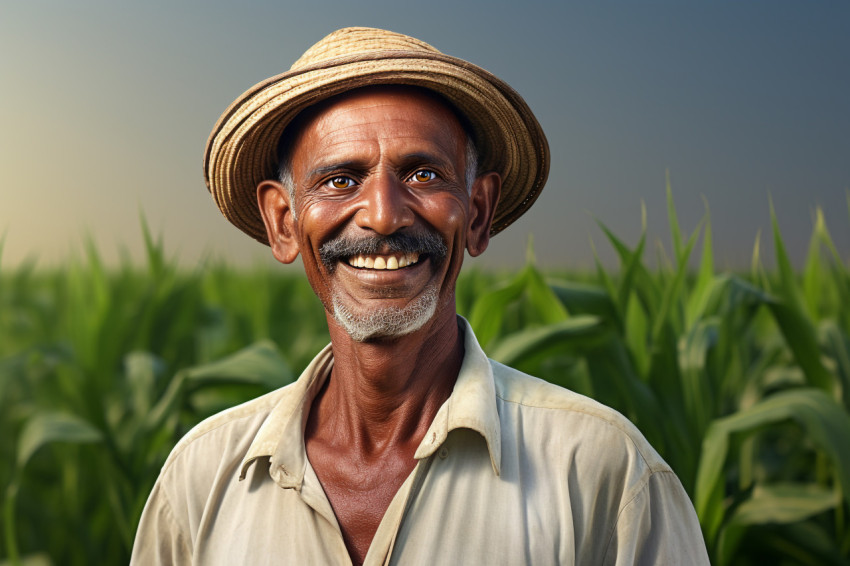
left=354, top=172, right=414, bottom=235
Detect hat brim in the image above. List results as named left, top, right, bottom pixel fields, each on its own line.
left=204, top=50, right=549, bottom=244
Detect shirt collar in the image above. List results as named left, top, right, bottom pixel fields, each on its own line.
left=238, top=316, right=502, bottom=487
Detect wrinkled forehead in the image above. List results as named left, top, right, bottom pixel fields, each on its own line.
left=276, top=85, right=476, bottom=166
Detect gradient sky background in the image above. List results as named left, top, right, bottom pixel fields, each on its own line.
left=2, top=1, right=848, bottom=271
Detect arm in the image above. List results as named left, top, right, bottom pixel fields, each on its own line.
left=603, top=471, right=710, bottom=566
left=131, top=481, right=192, bottom=565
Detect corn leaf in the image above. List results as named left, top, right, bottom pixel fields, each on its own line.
left=17, top=412, right=103, bottom=469
left=468, top=268, right=530, bottom=346
left=549, top=281, right=621, bottom=331
left=145, top=340, right=292, bottom=432
left=768, top=203, right=834, bottom=392
left=695, top=388, right=850, bottom=543
left=489, top=316, right=608, bottom=368
left=182, top=339, right=292, bottom=389
left=666, top=171, right=684, bottom=262
left=727, top=483, right=839, bottom=526
left=523, top=265, right=569, bottom=325
left=686, top=198, right=715, bottom=327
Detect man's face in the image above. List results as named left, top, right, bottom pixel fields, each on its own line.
left=259, top=86, right=498, bottom=341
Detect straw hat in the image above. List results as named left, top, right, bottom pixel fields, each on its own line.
left=204, top=27, right=549, bottom=243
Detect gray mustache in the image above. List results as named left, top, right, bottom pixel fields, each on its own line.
left=319, top=232, right=448, bottom=269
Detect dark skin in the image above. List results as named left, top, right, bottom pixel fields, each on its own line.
left=256, top=86, right=500, bottom=565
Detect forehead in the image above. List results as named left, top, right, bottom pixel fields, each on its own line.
left=277, top=86, right=470, bottom=165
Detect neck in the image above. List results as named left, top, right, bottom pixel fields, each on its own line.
left=309, top=303, right=463, bottom=456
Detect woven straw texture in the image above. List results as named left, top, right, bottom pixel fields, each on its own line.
left=204, top=27, right=549, bottom=243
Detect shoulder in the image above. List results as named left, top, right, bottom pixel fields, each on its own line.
left=489, top=361, right=708, bottom=562
left=489, top=359, right=669, bottom=474
left=160, top=384, right=291, bottom=476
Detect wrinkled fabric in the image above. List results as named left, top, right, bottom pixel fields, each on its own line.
left=132, top=318, right=709, bottom=565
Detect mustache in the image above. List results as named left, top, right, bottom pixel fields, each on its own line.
left=319, top=231, right=448, bottom=269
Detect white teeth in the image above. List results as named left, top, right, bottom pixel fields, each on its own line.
left=347, top=253, right=420, bottom=269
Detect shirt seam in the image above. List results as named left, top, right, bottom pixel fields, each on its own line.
left=495, top=394, right=662, bottom=472
left=158, top=483, right=193, bottom=559
left=160, top=409, right=271, bottom=476
left=600, top=469, right=677, bottom=564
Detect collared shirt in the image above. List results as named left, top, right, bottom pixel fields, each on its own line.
left=131, top=318, right=709, bottom=565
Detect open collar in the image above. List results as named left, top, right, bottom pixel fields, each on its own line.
left=238, top=316, right=502, bottom=487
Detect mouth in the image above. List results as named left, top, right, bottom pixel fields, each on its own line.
left=346, top=252, right=421, bottom=270
left=320, top=232, right=446, bottom=274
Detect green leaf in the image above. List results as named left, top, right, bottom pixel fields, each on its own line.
left=549, top=280, right=621, bottom=331
left=17, top=412, right=103, bottom=469
left=802, top=208, right=825, bottom=319
left=182, top=339, right=292, bottom=389
left=679, top=318, right=718, bottom=440
left=0, top=552, right=54, bottom=566
left=651, top=217, right=700, bottom=342
left=588, top=237, right=619, bottom=307
left=768, top=302, right=834, bottom=392
left=666, top=170, right=683, bottom=261
left=770, top=198, right=805, bottom=311
left=768, top=202, right=834, bottom=392
left=145, top=340, right=292, bottom=432
left=686, top=198, right=715, bottom=327
left=468, top=269, right=529, bottom=346
left=523, top=265, right=569, bottom=325
left=821, top=321, right=850, bottom=410
left=489, top=316, right=608, bottom=368
left=728, top=483, right=840, bottom=526
left=695, top=389, right=850, bottom=544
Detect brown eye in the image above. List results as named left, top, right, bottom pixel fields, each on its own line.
left=411, top=170, right=436, bottom=183
left=327, top=176, right=355, bottom=190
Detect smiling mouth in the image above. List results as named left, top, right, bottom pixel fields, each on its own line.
left=346, top=253, right=421, bottom=270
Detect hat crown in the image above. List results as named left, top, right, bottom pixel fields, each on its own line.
left=291, top=27, right=442, bottom=71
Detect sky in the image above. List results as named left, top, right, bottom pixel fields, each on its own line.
left=2, top=1, right=848, bottom=271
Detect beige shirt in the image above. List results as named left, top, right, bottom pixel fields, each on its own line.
left=132, top=319, right=709, bottom=565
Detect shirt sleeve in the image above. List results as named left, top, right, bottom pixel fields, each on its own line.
left=603, top=470, right=711, bottom=566
left=131, top=481, right=193, bottom=565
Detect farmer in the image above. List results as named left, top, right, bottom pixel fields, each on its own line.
left=132, top=27, right=709, bottom=565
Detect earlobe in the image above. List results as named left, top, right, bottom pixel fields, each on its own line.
left=257, top=180, right=300, bottom=264
left=466, top=172, right=501, bottom=257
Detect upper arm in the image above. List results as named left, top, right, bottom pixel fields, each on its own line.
left=602, top=471, right=710, bottom=566
left=131, top=480, right=192, bottom=565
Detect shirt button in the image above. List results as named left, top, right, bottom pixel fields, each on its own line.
left=438, top=447, right=449, bottom=459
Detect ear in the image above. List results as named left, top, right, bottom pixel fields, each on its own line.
left=466, top=172, right=501, bottom=257
left=257, top=180, right=300, bottom=264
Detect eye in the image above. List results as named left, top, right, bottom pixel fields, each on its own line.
left=325, top=176, right=356, bottom=190
left=410, top=169, right=437, bottom=183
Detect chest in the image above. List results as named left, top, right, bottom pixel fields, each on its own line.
left=307, top=444, right=418, bottom=564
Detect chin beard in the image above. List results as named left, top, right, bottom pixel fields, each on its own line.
left=331, top=284, right=440, bottom=342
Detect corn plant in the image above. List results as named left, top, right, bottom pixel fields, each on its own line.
left=467, top=189, right=850, bottom=564
left=2, top=195, right=849, bottom=565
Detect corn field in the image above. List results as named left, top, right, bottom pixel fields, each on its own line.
left=2, top=191, right=849, bottom=565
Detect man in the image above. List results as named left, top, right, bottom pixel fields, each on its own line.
left=132, top=27, right=709, bottom=565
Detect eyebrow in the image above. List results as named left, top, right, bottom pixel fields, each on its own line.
left=398, top=151, right=453, bottom=170
left=305, top=161, right=363, bottom=180
left=305, top=151, right=456, bottom=180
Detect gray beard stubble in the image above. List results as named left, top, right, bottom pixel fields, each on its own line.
left=319, top=232, right=448, bottom=342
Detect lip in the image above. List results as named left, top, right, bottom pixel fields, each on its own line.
left=335, top=255, right=434, bottom=291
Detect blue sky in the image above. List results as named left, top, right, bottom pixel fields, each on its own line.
left=2, top=1, right=848, bottom=270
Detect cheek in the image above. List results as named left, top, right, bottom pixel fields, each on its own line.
left=295, top=200, right=343, bottom=245
left=414, top=194, right=469, bottom=233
